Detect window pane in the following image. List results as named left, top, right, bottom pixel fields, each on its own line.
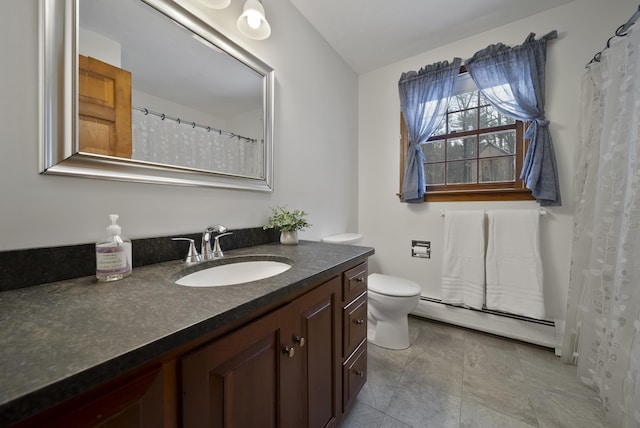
left=480, top=105, right=515, bottom=128
left=448, top=109, right=478, bottom=133
left=448, top=91, right=478, bottom=112
left=425, top=163, right=445, bottom=185
left=422, top=140, right=445, bottom=162
left=433, top=118, right=447, bottom=137
left=447, top=160, right=476, bottom=184
left=479, top=156, right=515, bottom=183
left=447, top=136, right=477, bottom=161
left=479, top=91, right=492, bottom=107
left=479, top=130, right=516, bottom=157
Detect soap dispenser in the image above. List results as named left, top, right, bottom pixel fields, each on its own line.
left=96, top=214, right=132, bottom=282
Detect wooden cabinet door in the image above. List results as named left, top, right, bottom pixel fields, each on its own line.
left=181, top=276, right=343, bottom=428
left=291, top=276, right=341, bottom=428
left=181, top=308, right=285, bottom=428
left=78, top=55, right=132, bottom=158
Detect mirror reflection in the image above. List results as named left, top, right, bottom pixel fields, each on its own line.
left=40, top=0, right=273, bottom=191
left=79, top=0, right=266, bottom=179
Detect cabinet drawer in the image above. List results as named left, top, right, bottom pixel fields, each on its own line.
left=343, top=293, right=367, bottom=358
left=343, top=262, right=368, bottom=303
left=342, top=341, right=367, bottom=412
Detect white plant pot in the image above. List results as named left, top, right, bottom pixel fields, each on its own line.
left=280, top=231, right=299, bottom=245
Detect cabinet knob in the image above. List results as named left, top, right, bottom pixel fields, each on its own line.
left=294, top=336, right=306, bottom=347
left=355, top=319, right=365, bottom=325
left=356, top=277, right=364, bottom=283
left=355, top=370, right=364, bottom=378
left=283, top=346, right=295, bottom=358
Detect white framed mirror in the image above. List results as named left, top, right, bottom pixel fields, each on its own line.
left=40, top=0, right=274, bottom=191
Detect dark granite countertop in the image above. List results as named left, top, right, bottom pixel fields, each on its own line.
left=0, top=240, right=374, bottom=426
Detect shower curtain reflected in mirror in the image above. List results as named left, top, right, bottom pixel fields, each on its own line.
left=131, top=108, right=264, bottom=178
left=562, top=26, right=640, bottom=428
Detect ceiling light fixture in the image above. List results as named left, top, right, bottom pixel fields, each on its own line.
left=196, top=0, right=231, bottom=9
left=237, top=0, right=271, bottom=40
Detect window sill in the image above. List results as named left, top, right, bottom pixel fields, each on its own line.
left=397, top=188, right=534, bottom=202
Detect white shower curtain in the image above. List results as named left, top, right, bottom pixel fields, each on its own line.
left=131, top=109, right=264, bottom=178
left=562, top=26, right=640, bottom=428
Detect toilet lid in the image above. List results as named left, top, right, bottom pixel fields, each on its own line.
left=322, top=233, right=363, bottom=244
left=367, top=273, right=421, bottom=297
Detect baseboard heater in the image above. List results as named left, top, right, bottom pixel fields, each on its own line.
left=420, top=296, right=554, bottom=327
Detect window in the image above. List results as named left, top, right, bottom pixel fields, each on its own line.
left=400, top=69, right=533, bottom=202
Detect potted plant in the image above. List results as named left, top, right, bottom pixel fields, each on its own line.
left=264, top=206, right=311, bottom=245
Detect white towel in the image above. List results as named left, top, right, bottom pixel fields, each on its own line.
left=485, top=209, right=545, bottom=319
left=440, top=210, right=485, bottom=309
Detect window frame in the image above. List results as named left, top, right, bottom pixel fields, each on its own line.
left=399, top=70, right=534, bottom=202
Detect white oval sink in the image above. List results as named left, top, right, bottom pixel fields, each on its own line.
left=175, top=260, right=291, bottom=287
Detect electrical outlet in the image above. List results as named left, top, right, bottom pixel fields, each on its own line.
left=411, top=240, right=431, bottom=258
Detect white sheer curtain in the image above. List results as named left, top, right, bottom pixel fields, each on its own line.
left=131, top=109, right=264, bottom=178
left=562, top=26, right=640, bottom=428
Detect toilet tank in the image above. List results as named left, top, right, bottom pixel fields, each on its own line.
left=322, top=233, right=363, bottom=245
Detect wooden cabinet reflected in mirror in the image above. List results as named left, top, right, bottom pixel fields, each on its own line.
left=78, top=55, right=132, bottom=158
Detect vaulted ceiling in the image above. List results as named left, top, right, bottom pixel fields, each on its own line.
left=288, top=0, right=575, bottom=74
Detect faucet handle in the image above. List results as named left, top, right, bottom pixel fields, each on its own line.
left=212, top=232, right=233, bottom=258
left=171, top=238, right=202, bottom=264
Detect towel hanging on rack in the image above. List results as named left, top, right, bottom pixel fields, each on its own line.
left=485, top=209, right=545, bottom=319
left=440, top=210, right=486, bottom=309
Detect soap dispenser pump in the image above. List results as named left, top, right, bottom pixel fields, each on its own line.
left=96, top=214, right=132, bottom=282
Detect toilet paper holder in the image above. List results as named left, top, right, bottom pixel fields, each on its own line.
left=411, top=240, right=431, bottom=258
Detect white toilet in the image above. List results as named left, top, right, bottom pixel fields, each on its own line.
left=322, top=233, right=422, bottom=350
left=367, top=273, right=420, bottom=349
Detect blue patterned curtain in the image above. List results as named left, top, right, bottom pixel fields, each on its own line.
left=466, top=31, right=561, bottom=206
left=399, top=58, right=462, bottom=203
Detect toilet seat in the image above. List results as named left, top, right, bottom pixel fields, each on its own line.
left=368, top=273, right=421, bottom=297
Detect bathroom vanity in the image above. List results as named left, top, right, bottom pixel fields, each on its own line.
left=0, top=241, right=372, bottom=428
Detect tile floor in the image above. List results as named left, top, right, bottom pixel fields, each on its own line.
left=341, top=316, right=608, bottom=428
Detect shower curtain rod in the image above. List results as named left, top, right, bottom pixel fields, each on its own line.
left=132, top=105, right=259, bottom=144
left=587, top=4, right=640, bottom=66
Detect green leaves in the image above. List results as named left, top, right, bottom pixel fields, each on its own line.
left=263, top=206, right=311, bottom=232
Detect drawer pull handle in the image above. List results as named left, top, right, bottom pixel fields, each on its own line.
left=283, top=346, right=295, bottom=358
left=355, top=277, right=365, bottom=283
left=355, top=319, right=365, bottom=325
left=295, top=336, right=306, bottom=347
left=355, top=370, right=364, bottom=378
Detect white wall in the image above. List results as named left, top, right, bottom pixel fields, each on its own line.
left=0, top=0, right=358, bottom=251
left=358, top=0, right=638, bottom=325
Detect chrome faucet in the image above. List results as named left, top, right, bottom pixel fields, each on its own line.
left=202, top=225, right=233, bottom=260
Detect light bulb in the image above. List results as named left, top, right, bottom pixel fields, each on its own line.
left=246, top=11, right=262, bottom=29
left=237, top=0, right=271, bottom=40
